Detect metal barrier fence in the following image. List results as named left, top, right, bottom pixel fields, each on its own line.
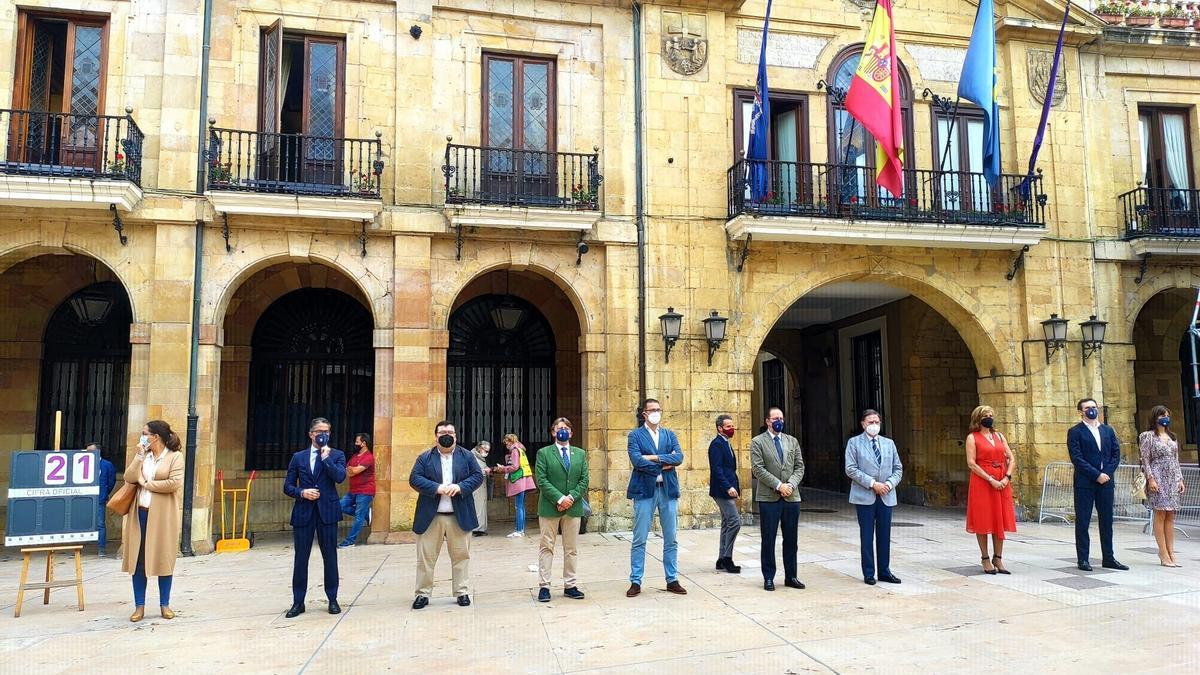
left=1039, top=461, right=1200, bottom=537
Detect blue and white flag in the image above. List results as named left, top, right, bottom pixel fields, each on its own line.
left=746, top=0, right=773, bottom=202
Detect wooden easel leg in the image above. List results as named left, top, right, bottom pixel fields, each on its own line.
left=74, top=550, right=85, bottom=611
left=43, top=551, right=54, bottom=605
left=14, top=552, right=31, bottom=618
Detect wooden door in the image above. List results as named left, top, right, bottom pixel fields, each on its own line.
left=257, top=20, right=283, bottom=182
left=482, top=54, right=556, bottom=204
left=300, top=36, right=344, bottom=189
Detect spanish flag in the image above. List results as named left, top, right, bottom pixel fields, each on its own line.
left=844, top=0, right=905, bottom=197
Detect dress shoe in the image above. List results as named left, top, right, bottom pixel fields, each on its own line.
left=160, top=606, right=176, bottom=619
left=626, top=583, right=641, bottom=597
left=878, top=573, right=902, bottom=584
left=864, top=577, right=876, bottom=586
left=130, top=606, right=145, bottom=623
left=982, top=556, right=998, bottom=575
left=564, top=587, right=585, bottom=600
left=457, top=594, right=471, bottom=607
left=472, top=531, right=487, bottom=537
left=328, top=600, right=341, bottom=614
left=763, top=579, right=775, bottom=591
left=991, top=556, right=1010, bottom=575
left=666, top=581, right=688, bottom=595
left=1102, top=559, right=1129, bottom=571
left=715, top=558, right=725, bottom=570
left=784, top=578, right=805, bottom=590
left=411, top=596, right=429, bottom=610
left=538, top=587, right=551, bottom=602
left=721, top=559, right=742, bottom=574
left=1077, top=561, right=1093, bottom=571
left=285, top=603, right=305, bottom=618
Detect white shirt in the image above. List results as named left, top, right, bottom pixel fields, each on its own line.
left=437, top=450, right=455, bottom=513
left=310, top=445, right=320, bottom=474
left=555, top=443, right=573, bottom=505
left=1085, top=420, right=1103, bottom=458
left=644, top=424, right=662, bottom=482
left=138, top=450, right=164, bottom=509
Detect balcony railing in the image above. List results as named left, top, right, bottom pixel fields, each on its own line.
left=727, top=160, right=1047, bottom=227
left=0, top=109, right=144, bottom=185
left=206, top=125, right=384, bottom=199
left=443, top=144, right=602, bottom=210
left=1121, top=185, right=1200, bottom=238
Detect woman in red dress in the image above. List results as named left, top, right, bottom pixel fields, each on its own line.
left=965, top=405, right=1017, bottom=574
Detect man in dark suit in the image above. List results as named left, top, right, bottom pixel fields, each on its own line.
left=708, top=414, right=741, bottom=573
left=283, top=417, right=347, bottom=618
left=1067, top=397, right=1127, bottom=572
left=408, top=420, right=484, bottom=609
left=750, top=407, right=806, bottom=591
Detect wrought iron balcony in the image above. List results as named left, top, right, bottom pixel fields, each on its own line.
left=0, top=108, right=144, bottom=185
left=727, top=159, right=1047, bottom=227
left=1122, top=185, right=1200, bottom=238
left=205, top=124, right=384, bottom=199
left=443, top=143, right=602, bottom=210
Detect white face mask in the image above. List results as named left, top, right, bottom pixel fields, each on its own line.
left=865, top=424, right=881, bottom=437
left=139, top=434, right=150, bottom=448
left=646, top=411, right=662, bottom=425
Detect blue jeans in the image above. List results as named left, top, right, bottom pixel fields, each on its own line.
left=96, top=502, right=107, bottom=552
left=630, top=484, right=679, bottom=584
left=513, top=491, right=526, bottom=533
left=339, top=493, right=373, bottom=545
left=132, top=508, right=172, bottom=607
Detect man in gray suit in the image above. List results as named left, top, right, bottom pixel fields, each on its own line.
left=750, top=407, right=806, bottom=591
left=845, top=409, right=903, bottom=585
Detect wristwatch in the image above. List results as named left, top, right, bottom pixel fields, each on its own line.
left=1004, top=474, right=1012, bottom=481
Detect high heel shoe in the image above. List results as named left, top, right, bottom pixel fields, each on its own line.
left=981, top=556, right=997, bottom=575
left=160, top=606, right=175, bottom=619
left=130, top=606, right=145, bottom=622
left=992, top=555, right=1011, bottom=575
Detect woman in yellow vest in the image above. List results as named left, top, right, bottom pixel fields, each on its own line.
left=499, top=433, right=535, bottom=537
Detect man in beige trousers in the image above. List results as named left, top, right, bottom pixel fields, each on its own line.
left=534, top=417, right=590, bottom=602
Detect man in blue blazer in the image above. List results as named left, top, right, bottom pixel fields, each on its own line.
left=845, top=410, right=903, bottom=585
left=708, top=414, right=741, bottom=573
left=284, top=417, right=347, bottom=618
left=626, top=398, right=687, bottom=597
left=1067, top=398, right=1127, bottom=571
left=408, top=420, right=484, bottom=609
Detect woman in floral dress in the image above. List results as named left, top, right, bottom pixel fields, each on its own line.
left=1138, top=405, right=1186, bottom=567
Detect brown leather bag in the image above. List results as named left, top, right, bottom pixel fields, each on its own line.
left=106, top=482, right=136, bottom=515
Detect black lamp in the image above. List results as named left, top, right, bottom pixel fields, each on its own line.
left=1041, top=313, right=1069, bottom=364
left=490, top=297, right=524, bottom=331
left=659, top=307, right=683, bottom=363
left=69, top=286, right=114, bottom=326
left=1080, top=315, right=1108, bottom=362
left=702, top=310, right=727, bottom=366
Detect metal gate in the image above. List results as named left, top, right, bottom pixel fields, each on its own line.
left=245, top=288, right=374, bottom=470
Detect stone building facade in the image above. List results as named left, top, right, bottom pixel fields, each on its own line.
left=1, top=0, right=1199, bottom=550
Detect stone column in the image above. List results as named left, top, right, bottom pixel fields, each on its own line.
left=368, top=329, right=393, bottom=542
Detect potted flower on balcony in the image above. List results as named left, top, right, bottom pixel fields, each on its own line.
left=571, top=182, right=597, bottom=207
left=1125, top=5, right=1158, bottom=25
left=106, top=152, right=128, bottom=177
left=349, top=169, right=378, bottom=195
left=207, top=160, right=233, bottom=186
left=1160, top=4, right=1191, bottom=27
left=1095, top=2, right=1127, bottom=24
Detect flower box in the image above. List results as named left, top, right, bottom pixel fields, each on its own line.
left=1125, top=15, right=1157, bottom=26
left=1160, top=16, right=1191, bottom=28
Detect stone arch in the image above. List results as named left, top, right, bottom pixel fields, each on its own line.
left=1122, top=269, right=1200, bottom=344
left=433, top=257, right=599, bottom=336
left=0, top=240, right=141, bottom=323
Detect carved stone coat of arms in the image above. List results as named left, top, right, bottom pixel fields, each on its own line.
left=1028, top=49, right=1067, bottom=107
left=662, top=12, right=708, bottom=76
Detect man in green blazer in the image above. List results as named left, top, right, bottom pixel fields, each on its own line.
left=535, top=417, right=590, bottom=602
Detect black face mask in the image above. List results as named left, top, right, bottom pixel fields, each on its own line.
left=437, top=434, right=455, bottom=449
left=981, top=417, right=994, bottom=429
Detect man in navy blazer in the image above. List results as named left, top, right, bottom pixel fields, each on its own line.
left=708, top=414, right=741, bottom=573
left=408, top=420, right=484, bottom=609
left=1067, top=398, right=1127, bottom=571
left=626, top=398, right=687, bottom=597
left=284, top=417, right=347, bottom=618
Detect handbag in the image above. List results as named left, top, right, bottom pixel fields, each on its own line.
left=507, top=448, right=532, bottom=483
left=106, top=481, right=136, bottom=515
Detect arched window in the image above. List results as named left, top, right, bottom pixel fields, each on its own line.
left=245, top=288, right=374, bottom=469
left=826, top=45, right=914, bottom=205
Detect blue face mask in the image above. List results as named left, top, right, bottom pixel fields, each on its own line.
left=1159, top=416, right=1171, bottom=427
left=771, top=419, right=785, bottom=433
left=315, top=432, right=330, bottom=447
left=555, top=428, right=570, bottom=443
left=1084, top=408, right=1099, bottom=420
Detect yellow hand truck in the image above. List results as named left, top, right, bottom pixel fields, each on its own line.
left=215, top=470, right=257, bottom=553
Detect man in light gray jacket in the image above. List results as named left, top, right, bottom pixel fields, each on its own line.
left=845, top=409, right=903, bottom=586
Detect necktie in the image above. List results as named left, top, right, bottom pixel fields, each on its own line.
left=773, top=436, right=784, bottom=464
left=872, top=438, right=881, bottom=464
left=561, top=447, right=571, bottom=472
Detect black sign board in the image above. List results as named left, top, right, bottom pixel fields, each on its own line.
left=5, top=451, right=100, bottom=547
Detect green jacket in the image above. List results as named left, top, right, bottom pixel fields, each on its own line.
left=534, top=444, right=589, bottom=518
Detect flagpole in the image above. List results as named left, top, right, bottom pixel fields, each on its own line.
left=936, top=97, right=961, bottom=175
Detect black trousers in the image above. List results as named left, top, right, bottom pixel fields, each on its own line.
left=1074, top=484, right=1115, bottom=563
left=293, top=518, right=339, bottom=604
left=758, top=499, right=799, bottom=581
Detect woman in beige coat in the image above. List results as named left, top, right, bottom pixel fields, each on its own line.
left=122, top=419, right=184, bottom=622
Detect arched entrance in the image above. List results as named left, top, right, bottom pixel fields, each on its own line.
left=1132, top=287, right=1200, bottom=465
left=753, top=280, right=981, bottom=507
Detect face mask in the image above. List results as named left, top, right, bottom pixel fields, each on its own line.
left=981, top=417, right=994, bottom=429
left=865, top=424, right=881, bottom=436
left=555, top=428, right=571, bottom=443
left=771, top=419, right=785, bottom=433
left=721, top=427, right=736, bottom=438
left=646, top=411, right=662, bottom=425
left=1159, top=416, right=1171, bottom=427
left=1084, top=408, right=1099, bottom=420
left=437, top=434, right=455, bottom=448
left=315, top=432, right=330, bottom=447
left=139, top=435, right=150, bottom=448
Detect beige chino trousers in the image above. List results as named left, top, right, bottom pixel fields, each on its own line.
left=538, top=515, right=581, bottom=588
left=415, top=514, right=471, bottom=598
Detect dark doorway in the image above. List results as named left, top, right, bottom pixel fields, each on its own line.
left=37, top=280, right=131, bottom=468
left=447, top=294, right=556, bottom=465
left=244, top=287, right=373, bottom=470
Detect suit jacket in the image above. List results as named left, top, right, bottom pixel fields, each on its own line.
left=626, top=426, right=685, bottom=500
left=409, top=446, right=484, bottom=534
left=98, top=457, right=116, bottom=500
left=750, top=431, right=805, bottom=502
left=534, top=444, right=589, bottom=518
left=708, top=434, right=740, bottom=498
left=1067, top=422, right=1121, bottom=489
left=284, top=447, right=348, bottom=527
left=844, top=432, right=903, bottom=507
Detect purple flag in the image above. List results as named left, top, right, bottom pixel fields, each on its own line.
left=1022, top=0, right=1070, bottom=196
